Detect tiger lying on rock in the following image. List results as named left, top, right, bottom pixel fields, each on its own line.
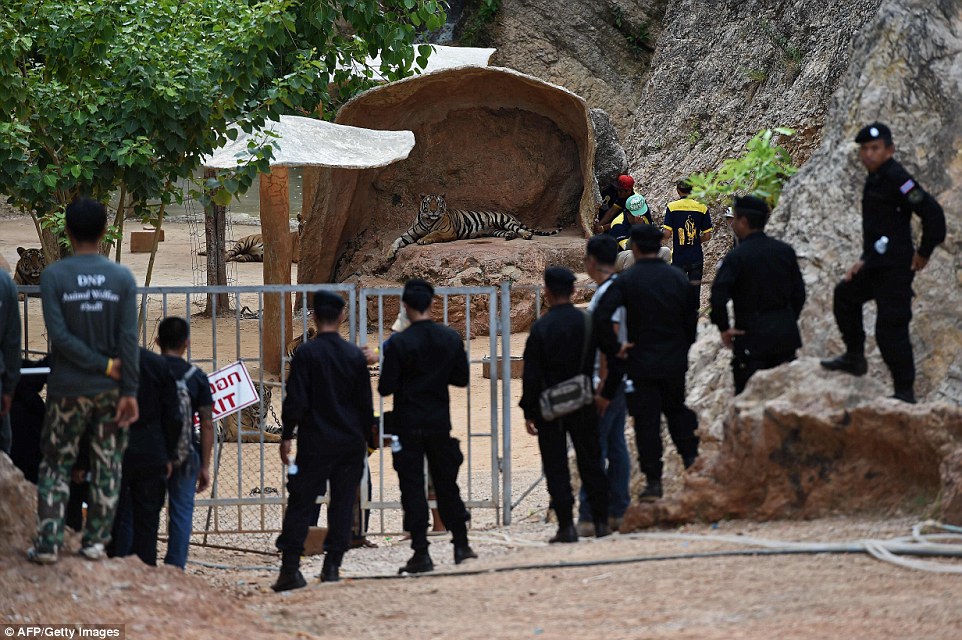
left=388, top=194, right=560, bottom=259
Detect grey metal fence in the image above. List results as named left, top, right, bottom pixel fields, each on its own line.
left=16, top=281, right=515, bottom=550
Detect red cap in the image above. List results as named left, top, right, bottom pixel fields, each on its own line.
left=614, top=175, right=635, bottom=190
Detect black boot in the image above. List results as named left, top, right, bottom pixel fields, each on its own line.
left=549, top=524, right=578, bottom=544
left=320, top=554, right=341, bottom=583
left=639, top=481, right=663, bottom=502
left=272, top=568, right=307, bottom=592
left=454, top=545, right=478, bottom=565
left=891, top=387, right=916, bottom=404
left=594, top=521, right=612, bottom=538
left=398, top=550, right=434, bottom=574
left=820, top=352, right=868, bottom=376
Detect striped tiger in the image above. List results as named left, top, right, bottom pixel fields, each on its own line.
left=199, top=215, right=303, bottom=263
left=388, top=194, right=560, bottom=259
left=220, top=386, right=283, bottom=443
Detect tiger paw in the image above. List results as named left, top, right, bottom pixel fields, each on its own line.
left=521, top=232, right=534, bottom=240
left=504, top=231, right=517, bottom=240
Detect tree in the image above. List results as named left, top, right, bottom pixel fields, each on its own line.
left=686, top=128, right=798, bottom=209
left=0, top=0, right=447, bottom=268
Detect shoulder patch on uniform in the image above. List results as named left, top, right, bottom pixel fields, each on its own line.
left=907, top=189, right=924, bottom=205
left=899, top=179, right=916, bottom=195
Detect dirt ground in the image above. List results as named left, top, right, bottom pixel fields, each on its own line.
left=3, top=215, right=962, bottom=638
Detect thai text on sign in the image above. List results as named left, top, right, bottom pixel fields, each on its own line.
left=207, top=361, right=260, bottom=420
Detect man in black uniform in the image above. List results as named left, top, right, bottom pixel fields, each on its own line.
left=273, top=291, right=374, bottom=591
left=595, top=225, right=700, bottom=501
left=379, top=279, right=477, bottom=574
left=520, top=267, right=610, bottom=543
left=709, top=196, right=806, bottom=394
left=820, top=122, right=946, bottom=403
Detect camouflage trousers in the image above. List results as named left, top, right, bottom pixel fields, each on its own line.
left=34, top=390, right=128, bottom=553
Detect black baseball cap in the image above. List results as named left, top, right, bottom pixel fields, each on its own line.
left=855, top=122, right=893, bottom=144
left=630, top=224, right=663, bottom=252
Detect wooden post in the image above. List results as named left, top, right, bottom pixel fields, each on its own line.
left=260, top=166, right=292, bottom=374
left=203, top=168, right=231, bottom=314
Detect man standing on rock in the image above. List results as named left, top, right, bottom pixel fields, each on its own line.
left=29, top=197, right=139, bottom=565
left=709, top=196, right=806, bottom=394
left=596, top=225, right=700, bottom=502
left=820, top=122, right=945, bottom=403
left=379, top=279, right=477, bottom=574
left=521, top=267, right=610, bottom=542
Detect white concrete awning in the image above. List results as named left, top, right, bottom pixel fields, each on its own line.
left=355, top=44, right=496, bottom=81
left=202, top=115, right=415, bottom=169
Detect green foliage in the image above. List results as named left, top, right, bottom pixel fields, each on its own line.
left=612, top=6, right=653, bottom=54
left=686, top=128, right=798, bottom=208
left=0, top=0, right=446, bottom=261
left=742, top=67, right=768, bottom=83
left=459, top=0, right=501, bottom=47
left=759, top=20, right=803, bottom=69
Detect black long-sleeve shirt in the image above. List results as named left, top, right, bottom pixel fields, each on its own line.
left=378, top=320, right=468, bottom=433
left=282, top=332, right=374, bottom=454
left=595, top=258, right=698, bottom=395
left=861, top=158, right=946, bottom=269
left=709, top=232, right=806, bottom=357
left=0, top=271, right=21, bottom=399
left=519, top=303, right=595, bottom=422
left=124, top=348, right=181, bottom=468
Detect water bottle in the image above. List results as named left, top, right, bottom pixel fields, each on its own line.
left=874, top=235, right=889, bottom=255
left=287, top=463, right=299, bottom=476
left=390, top=435, right=402, bottom=454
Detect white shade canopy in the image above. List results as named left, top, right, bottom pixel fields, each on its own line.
left=355, top=44, right=496, bottom=81
left=202, top=115, right=415, bottom=169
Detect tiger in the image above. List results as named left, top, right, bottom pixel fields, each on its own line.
left=14, top=247, right=45, bottom=286
left=220, top=385, right=283, bottom=444
left=199, top=215, right=303, bottom=263
left=14, top=247, right=46, bottom=296
left=387, top=194, right=560, bottom=259
left=221, top=325, right=320, bottom=443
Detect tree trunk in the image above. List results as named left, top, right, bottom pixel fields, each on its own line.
left=260, top=167, right=292, bottom=375
left=203, top=168, right=231, bottom=315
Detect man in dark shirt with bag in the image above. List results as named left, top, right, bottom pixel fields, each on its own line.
left=820, top=122, right=946, bottom=403
left=273, top=291, right=375, bottom=590
left=379, top=279, right=477, bottom=574
left=520, top=267, right=610, bottom=543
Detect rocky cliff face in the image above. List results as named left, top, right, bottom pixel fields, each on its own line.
left=490, top=0, right=962, bottom=426
left=488, top=0, right=668, bottom=131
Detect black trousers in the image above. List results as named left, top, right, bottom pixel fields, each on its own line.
left=536, top=405, right=608, bottom=529
left=627, top=373, right=699, bottom=482
left=675, top=261, right=705, bottom=303
left=110, top=463, right=167, bottom=566
left=732, top=352, right=795, bottom=395
left=276, top=449, right=365, bottom=568
left=392, top=429, right=469, bottom=552
left=833, top=267, right=915, bottom=389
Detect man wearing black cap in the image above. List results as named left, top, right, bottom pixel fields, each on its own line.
left=520, top=266, right=610, bottom=542
left=820, top=123, right=946, bottom=403
left=379, top=278, right=476, bottom=573
left=709, top=196, right=806, bottom=394
left=595, top=225, right=700, bottom=502
left=273, top=290, right=375, bottom=591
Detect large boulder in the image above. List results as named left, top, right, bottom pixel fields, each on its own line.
left=590, top=108, right=628, bottom=190
left=297, top=66, right=598, bottom=286
left=621, top=358, right=962, bottom=531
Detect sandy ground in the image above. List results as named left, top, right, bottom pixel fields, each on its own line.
left=3, top=215, right=962, bottom=638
